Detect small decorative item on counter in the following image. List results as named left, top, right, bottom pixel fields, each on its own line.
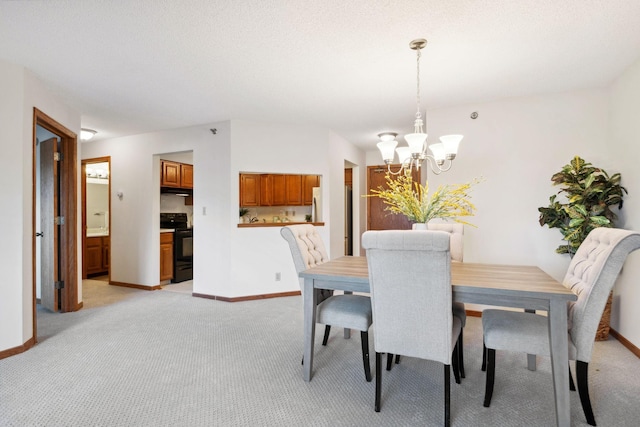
left=305, top=214, right=312, bottom=222
left=250, top=217, right=259, bottom=223
left=272, top=216, right=280, bottom=223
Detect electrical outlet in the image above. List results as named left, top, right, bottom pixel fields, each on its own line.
left=275, top=272, right=281, bottom=281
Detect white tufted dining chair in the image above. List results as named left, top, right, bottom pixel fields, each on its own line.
left=481, top=228, right=640, bottom=426
left=281, top=224, right=373, bottom=381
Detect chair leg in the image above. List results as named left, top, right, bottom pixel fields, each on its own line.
left=444, top=364, right=451, bottom=427
left=386, top=353, right=394, bottom=371
left=569, top=363, right=576, bottom=391
left=577, top=361, right=597, bottom=426
left=375, top=352, right=382, bottom=412
left=481, top=342, right=487, bottom=371
left=322, top=325, right=331, bottom=346
left=458, top=329, right=465, bottom=378
left=452, top=343, right=461, bottom=384
left=395, top=354, right=401, bottom=364
left=483, top=348, right=496, bottom=407
left=361, top=331, right=372, bottom=382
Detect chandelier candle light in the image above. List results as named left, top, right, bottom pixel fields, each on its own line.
left=377, top=39, right=463, bottom=175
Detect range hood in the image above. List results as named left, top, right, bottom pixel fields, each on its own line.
left=161, top=187, right=193, bottom=197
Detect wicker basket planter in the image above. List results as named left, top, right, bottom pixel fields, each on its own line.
left=595, top=291, right=613, bottom=341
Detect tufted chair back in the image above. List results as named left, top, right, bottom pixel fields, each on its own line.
left=281, top=225, right=333, bottom=302
left=362, top=230, right=455, bottom=364
left=427, top=222, right=464, bottom=262
left=563, top=228, right=640, bottom=362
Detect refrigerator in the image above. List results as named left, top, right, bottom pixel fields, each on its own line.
left=345, top=185, right=353, bottom=255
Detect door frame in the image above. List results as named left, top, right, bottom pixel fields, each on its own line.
left=81, top=157, right=111, bottom=280
left=32, top=108, right=79, bottom=337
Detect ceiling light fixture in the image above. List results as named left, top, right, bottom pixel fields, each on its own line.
left=80, top=128, right=97, bottom=141
left=377, top=39, right=462, bottom=175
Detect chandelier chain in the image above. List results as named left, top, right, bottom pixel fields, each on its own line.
left=416, top=48, right=421, bottom=120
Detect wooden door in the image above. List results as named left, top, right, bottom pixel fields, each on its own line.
left=40, top=137, right=59, bottom=312
left=367, top=165, right=421, bottom=230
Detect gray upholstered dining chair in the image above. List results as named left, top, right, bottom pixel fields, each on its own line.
left=281, top=224, right=373, bottom=381
left=429, top=222, right=466, bottom=377
left=362, top=230, right=462, bottom=427
left=386, top=222, right=467, bottom=378
left=482, top=227, right=640, bottom=426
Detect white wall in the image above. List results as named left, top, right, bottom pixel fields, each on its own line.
left=81, top=120, right=365, bottom=299
left=82, top=125, right=227, bottom=289
left=0, top=61, right=81, bottom=354
left=365, top=88, right=612, bottom=311
left=228, top=126, right=366, bottom=299
left=609, top=56, right=640, bottom=347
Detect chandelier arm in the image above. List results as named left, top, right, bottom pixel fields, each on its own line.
left=422, top=156, right=454, bottom=174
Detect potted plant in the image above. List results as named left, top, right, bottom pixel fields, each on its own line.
left=239, top=208, right=250, bottom=223
left=538, top=155, right=627, bottom=339
left=304, top=214, right=312, bottom=223
left=368, top=173, right=480, bottom=227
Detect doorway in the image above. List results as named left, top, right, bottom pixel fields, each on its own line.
left=367, top=165, right=421, bottom=230
left=32, top=108, right=79, bottom=340
left=82, top=158, right=111, bottom=280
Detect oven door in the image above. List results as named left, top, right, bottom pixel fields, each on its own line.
left=173, top=229, right=193, bottom=282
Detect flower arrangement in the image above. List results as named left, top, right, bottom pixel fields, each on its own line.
left=368, top=173, right=480, bottom=225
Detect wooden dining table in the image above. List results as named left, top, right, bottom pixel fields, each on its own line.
left=299, top=256, right=577, bottom=427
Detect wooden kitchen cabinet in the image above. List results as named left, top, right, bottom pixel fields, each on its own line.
left=240, top=174, right=261, bottom=207
left=85, top=236, right=109, bottom=276
left=161, top=160, right=193, bottom=189
left=302, top=175, right=320, bottom=205
left=180, top=164, right=193, bottom=189
left=240, top=173, right=320, bottom=207
left=286, top=175, right=303, bottom=205
left=161, top=161, right=181, bottom=187
left=160, top=232, right=174, bottom=281
left=260, top=174, right=286, bottom=206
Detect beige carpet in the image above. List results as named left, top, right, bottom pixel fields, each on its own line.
left=81, top=279, right=194, bottom=309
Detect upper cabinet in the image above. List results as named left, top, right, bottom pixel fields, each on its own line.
left=161, top=160, right=193, bottom=189
left=302, top=175, right=320, bottom=205
left=240, top=173, right=320, bottom=207
left=240, top=174, right=261, bottom=207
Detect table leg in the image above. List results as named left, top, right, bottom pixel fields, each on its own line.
left=303, top=278, right=317, bottom=382
left=525, top=309, right=536, bottom=371
left=548, top=299, right=571, bottom=427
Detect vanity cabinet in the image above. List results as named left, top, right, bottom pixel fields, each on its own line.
left=160, top=232, right=174, bottom=281
left=85, top=236, right=109, bottom=276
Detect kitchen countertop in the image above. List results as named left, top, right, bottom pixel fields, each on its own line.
left=238, top=222, right=324, bottom=228
left=87, top=229, right=109, bottom=237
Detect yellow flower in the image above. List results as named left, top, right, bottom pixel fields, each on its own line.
left=368, top=173, right=480, bottom=225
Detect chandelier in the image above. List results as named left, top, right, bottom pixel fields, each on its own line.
left=376, top=39, right=462, bottom=175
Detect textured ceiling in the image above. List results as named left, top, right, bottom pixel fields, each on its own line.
left=2, top=0, right=640, bottom=149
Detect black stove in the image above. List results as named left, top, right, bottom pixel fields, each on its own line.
left=160, top=213, right=193, bottom=283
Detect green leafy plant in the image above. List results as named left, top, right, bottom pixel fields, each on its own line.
left=538, top=156, right=627, bottom=255
left=304, top=214, right=312, bottom=222
left=368, top=173, right=480, bottom=225
left=239, top=208, right=250, bottom=218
